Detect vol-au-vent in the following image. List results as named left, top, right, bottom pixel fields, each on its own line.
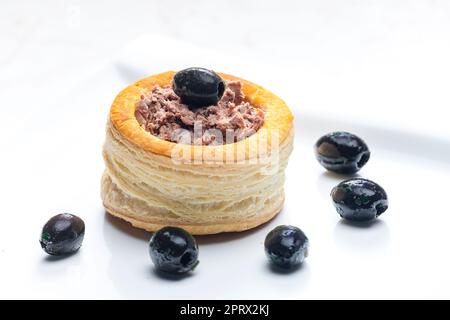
left=101, top=68, right=294, bottom=235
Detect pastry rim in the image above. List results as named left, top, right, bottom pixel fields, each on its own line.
left=110, top=71, right=293, bottom=160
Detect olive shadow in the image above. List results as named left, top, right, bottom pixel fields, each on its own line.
left=266, top=261, right=307, bottom=275
left=42, top=250, right=80, bottom=262
left=337, top=218, right=384, bottom=229
left=148, top=267, right=195, bottom=282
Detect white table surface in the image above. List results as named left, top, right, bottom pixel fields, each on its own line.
left=1, top=1, right=450, bottom=300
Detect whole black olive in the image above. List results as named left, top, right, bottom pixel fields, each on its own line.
left=331, top=178, right=388, bottom=222
left=264, top=225, right=309, bottom=269
left=315, top=132, right=370, bottom=174
left=40, top=213, right=85, bottom=256
left=149, top=226, right=199, bottom=274
left=173, top=67, right=225, bottom=107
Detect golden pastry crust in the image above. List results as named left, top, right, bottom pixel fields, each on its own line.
left=102, top=72, right=294, bottom=235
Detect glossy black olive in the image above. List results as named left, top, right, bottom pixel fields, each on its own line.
left=264, top=225, right=309, bottom=269
left=315, top=132, right=370, bottom=174
left=173, top=67, right=225, bottom=107
left=331, top=178, right=388, bottom=222
left=149, top=226, right=199, bottom=274
left=40, top=213, right=85, bottom=256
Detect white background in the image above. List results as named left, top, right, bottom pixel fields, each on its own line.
left=1, top=0, right=450, bottom=299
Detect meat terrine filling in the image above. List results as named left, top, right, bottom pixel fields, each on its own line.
left=135, top=81, right=265, bottom=145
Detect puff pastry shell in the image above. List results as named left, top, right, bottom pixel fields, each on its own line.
left=101, top=71, right=294, bottom=235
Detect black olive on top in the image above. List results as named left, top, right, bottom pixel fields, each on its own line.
left=331, top=178, right=388, bottom=222
left=149, top=226, right=199, bottom=274
left=173, top=67, right=225, bottom=107
left=264, top=225, right=309, bottom=269
left=315, top=132, right=370, bottom=174
left=40, top=213, right=85, bottom=256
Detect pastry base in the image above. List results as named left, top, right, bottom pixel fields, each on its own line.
left=102, top=173, right=284, bottom=235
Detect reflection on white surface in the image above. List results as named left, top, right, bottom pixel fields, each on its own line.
left=36, top=251, right=83, bottom=278
left=102, top=204, right=313, bottom=298
left=103, top=213, right=151, bottom=298
left=34, top=240, right=87, bottom=299
left=334, top=220, right=390, bottom=253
